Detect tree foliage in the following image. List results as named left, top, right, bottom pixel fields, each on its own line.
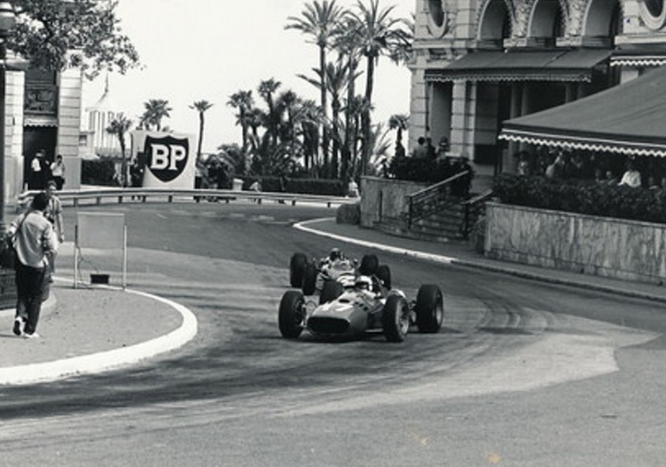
left=10, top=0, right=140, bottom=79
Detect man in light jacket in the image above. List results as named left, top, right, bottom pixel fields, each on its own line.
left=8, top=192, right=57, bottom=338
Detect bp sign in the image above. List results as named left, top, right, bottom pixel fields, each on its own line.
left=131, top=131, right=196, bottom=188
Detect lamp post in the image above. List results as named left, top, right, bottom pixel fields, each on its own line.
left=0, top=1, right=14, bottom=239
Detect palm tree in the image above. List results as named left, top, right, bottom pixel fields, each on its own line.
left=275, top=90, right=299, bottom=161
left=348, top=0, right=411, bottom=175
left=258, top=78, right=281, bottom=146
left=106, top=113, right=133, bottom=187
left=333, top=17, right=365, bottom=183
left=388, top=113, right=409, bottom=158
left=286, top=0, right=345, bottom=175
left=227, top=90, right=255, bottom=153
left=298, top=60, right=352, bottom=178
left=189, top=100, right=214, bottom=165
left=141, top=99, right=172, bottom=131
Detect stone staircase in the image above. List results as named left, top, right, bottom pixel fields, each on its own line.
left=374, top=200, right=483, bottom=243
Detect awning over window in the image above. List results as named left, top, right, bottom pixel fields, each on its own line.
left=499, top=66, right=666, bottom=157
left=610, top=52, right=666, bottom=67
left=425, top=49, right=611, bottom=83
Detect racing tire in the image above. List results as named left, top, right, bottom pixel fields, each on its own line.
left=289, top=253, right=308, bottom=288
left=319, top=280, right=344, bottom=304
left=301, top=261, right=318, bottom=296
left=382, top=295, right=410, bottom=342
left=359, top=254, right=379, bottom=276
left=376, top=264, right=391, bottom=290
left=279, top=291, right=306, bottom=339
left=415, top=284, right=444, bottom=333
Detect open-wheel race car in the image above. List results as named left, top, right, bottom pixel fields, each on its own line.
left=278, top=272, right=443, bottom=342
left=289, top=249, right=390, bottom=296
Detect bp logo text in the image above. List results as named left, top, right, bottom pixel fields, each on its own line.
left=144, top=135, right=190, bottom=182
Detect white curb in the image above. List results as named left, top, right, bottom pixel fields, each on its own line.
left=0, top=286, right=198, bottom=386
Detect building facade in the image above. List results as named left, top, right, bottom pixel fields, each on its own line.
left=3, top=62, right=84, bottom=202
left=410, top=0, right=666, bottom=179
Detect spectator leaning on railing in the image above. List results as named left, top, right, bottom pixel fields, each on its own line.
left=619, top=161, right=642, bottom=188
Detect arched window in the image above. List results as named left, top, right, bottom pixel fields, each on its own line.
left=529, top=0, right=565, bottom=44
left=478, top=0, right=511, bottom=47
left=583, top=0, right=622, bottom=40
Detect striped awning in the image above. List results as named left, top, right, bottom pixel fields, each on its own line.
left=499, top=66, right=666, bottom=157
left=425, top=49, right=611, bottom=83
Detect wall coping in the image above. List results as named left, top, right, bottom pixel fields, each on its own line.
left=487, top=202, right=666, bottom=230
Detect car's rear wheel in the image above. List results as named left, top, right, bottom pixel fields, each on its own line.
left=319, top=280, right=344, bottom=304
left=415, top=284, right=444, bottom=333
left=360, top=254, right=379, bottom=275
left=289, top=253, right=307, bottom=288
left=301, top=261, right=318, bottom=295
left=377, top=264, right=391, bottom=289
left=382, top=295, right=410, bottom=342
left=279, top=291, right=306, bottom=339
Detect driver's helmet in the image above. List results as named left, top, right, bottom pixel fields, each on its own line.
left=329, top=248, right=343, bottom=261
left=354, top=275, right=372, bottom=291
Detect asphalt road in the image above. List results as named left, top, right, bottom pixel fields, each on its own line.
left=0, top=201, right=664, bottom=467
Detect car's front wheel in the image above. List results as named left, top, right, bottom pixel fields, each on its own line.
left=289, top=252, right=307, bottom=288
left=279, top=291, right=306, bottom=339
left=415, top=284, right=444, bottom=333
left=382, top=295, right=410, bottom=342
left=301, top=261, right=318, bottom=296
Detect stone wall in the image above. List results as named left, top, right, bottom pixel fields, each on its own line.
left=485, top=202, right=666, bottom=283
left=360, top=177, right=426, bottom=228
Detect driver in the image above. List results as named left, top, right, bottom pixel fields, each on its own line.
left=354, top=275, right=378, bottom=299
left=329, top=248, right=343, bottom=262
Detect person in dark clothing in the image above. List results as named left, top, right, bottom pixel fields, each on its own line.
left=8, top=192, right=57, bottom=338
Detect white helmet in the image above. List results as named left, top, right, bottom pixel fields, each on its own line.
left=354, top=275, right=372, bottom=291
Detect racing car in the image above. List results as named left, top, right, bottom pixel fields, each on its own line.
left=278, top=274, right=443, bottom=342
left=289, top=249, right=390, bottom=296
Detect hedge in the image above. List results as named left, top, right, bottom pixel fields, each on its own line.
left=242, top=176, right=346, bottom=196
left=82, top=159, right=118, bottom=187
left=494, top=174, right=666, bottom=224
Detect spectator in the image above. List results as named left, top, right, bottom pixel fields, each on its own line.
left=347, top=179, right=359, bottom=198
left=619, top=161, right=642, bottom=188
left=436, top=136, right=449, bottom=159
left=8, top=192, right=57, bottom=339
left=29, top=151, right=50, bottom=190
left=517, top=152, right=530, bottom=176
left=44, top=181, right=64, bottom=244
left=604, top=170, right=618, bottom=186
left=411, top=137, right=428, bottom=159
left=545, top=154, right=564, bottom=179
left=425, top=137, right=436, bottom=160
left=50, top=154, right=66, bottom=190
left=648, top=176, right=660, bottom=190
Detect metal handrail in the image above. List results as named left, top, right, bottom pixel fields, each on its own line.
left=407, top=171, right=471, bottom=226
left=16, top=187, right=357, bottom=211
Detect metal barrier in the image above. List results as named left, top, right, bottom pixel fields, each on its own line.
left=16, top=187, right=358, bottom=211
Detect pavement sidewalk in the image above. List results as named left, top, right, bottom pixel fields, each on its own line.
left=2, top=215, right=665, bottom=387
left=0, top=279, right=196, bottom=386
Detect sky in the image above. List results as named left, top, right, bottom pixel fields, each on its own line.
left=82, top=0, right=414, bottom=154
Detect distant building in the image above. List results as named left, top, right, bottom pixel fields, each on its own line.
left=81, top=75, right=123, bottom=159
left=410, top=0, right=666, bottom=180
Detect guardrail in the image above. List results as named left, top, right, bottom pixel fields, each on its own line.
left=16, top=187, right=358, bottom=211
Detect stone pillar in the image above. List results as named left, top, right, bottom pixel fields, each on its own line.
left=57, top=66, right=83, bottom=189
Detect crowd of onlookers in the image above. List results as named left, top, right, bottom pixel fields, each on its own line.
left=515, top=148, right=665, bottom=189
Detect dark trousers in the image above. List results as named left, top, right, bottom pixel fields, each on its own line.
left=15, top=263, right=48, bottom=335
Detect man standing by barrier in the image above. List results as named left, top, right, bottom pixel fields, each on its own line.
left=9, top=192, right=57, bottom=338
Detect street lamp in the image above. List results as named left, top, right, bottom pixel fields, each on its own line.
left=0, top=1, right=14, bottom=239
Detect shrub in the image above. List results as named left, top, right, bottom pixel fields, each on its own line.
left=82, top=158, right=118, bottom=186
left=494, top=174, right=666, bottom=224
left=336, top=203, right=360, bottom=225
